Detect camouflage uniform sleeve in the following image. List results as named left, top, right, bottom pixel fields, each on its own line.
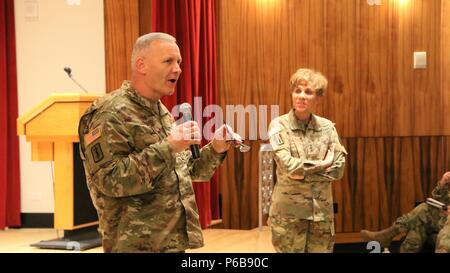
left=431, top=183, right=450, bottom=204
left=304, top=126, right=347, bottom=182
left=436, top=222, right=450, bottom=253
left=268, top=119, right=329, bottom=177
left=189, top=142, right=226, bottom=181
left=80, top=111, right=176, bottom=197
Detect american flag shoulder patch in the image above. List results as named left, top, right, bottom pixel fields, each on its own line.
left=84, top=127, right=102, bottom=146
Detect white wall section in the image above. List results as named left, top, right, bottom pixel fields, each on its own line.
left=15, top=0, right=106, bottom=213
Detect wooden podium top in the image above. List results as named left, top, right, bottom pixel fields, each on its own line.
left=17, top=93, right=100, bottom=142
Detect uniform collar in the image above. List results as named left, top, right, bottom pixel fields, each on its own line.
left=121, top=80, right=166, bottom=116
left=288, top=109, right=320, bottom=132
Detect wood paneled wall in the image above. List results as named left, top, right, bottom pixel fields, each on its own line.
left=103, top=0, right=450, bottom=231
left=334, top=137, right=450, bottom=232
left=217, top=0, right=446, bottom=138
left=443, top=0, right=450, bottom=134
left=217, top=0, right=450, bottom=230
left=104, top=0, right=151, bottom=92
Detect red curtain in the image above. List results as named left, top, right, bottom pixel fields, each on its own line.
left=152, top=0, right=220, bottom=228
left=0, top=0, right=21, bottom=230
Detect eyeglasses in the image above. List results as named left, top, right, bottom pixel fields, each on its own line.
left=236, top=142, right=251, bottom=153
left=224, top=125, right=251, bottom=153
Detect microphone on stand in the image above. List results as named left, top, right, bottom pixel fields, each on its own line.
left=179, top=103, right=201, bottom=159
left=63, top=67, right=89, bottom=93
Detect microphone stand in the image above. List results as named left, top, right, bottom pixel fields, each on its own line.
left=69, top=75, right=89, bottom=94
left=64, top=67, right=89, bottom=94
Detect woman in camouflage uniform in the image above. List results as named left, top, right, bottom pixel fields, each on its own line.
left=267, top=68, right=347, bottom=253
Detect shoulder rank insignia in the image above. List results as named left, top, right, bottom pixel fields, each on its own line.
left=274, top=133, right=284, bottom=146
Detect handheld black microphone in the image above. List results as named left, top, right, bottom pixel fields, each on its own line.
left=179, top=103, right=201, bottom=159
left=63, top=66, right=89, bottom=94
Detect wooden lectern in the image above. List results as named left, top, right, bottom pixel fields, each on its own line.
left=17, top=93, right=102, bottom=250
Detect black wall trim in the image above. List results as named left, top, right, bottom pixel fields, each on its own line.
left=20, top=213, right=54, bottom=228
left=73, top=143, right=98, bottom=226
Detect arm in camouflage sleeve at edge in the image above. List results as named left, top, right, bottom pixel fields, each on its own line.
left=304, top=126, right=347, bottom=182
left=189, top=143, right=226, bottom=181
left=269, top=119, right=334, bottom=178
left=431, top=181, right=450, bottom=205
left=80, top=111, right=176, bottom=198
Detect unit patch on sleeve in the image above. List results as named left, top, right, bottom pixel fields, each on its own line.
left=91, top=143, right=105, bottom=163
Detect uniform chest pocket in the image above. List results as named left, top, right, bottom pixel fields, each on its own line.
left=305, top=130, right=332, bottom=160
left=288, top=133, right=302, bottom=158
left=160, top=114, right=175, bottom=134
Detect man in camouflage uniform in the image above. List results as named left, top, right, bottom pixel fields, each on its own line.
left=361, top=172, right=450, bottom=253
left=78, top=33, right=240, bottom=253
left=436, top=212, right=450, bottom=253
left=268, top=68, right=347, bottom=253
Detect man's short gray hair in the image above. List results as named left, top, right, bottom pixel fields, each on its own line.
left=131, top=32, right=177, bottom=68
